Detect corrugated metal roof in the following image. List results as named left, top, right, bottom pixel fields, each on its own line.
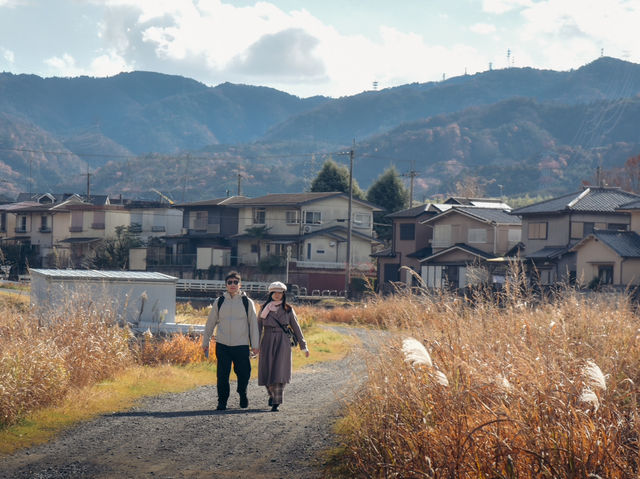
left=30, top=269, right=177, bottom=282
left=512, top=187, right=640, bottom=215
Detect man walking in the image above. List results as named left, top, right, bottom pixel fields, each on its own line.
left=202, top=271, right=259, bottom=410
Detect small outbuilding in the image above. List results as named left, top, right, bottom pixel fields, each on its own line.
left=30, top=269, right=180, bottom=330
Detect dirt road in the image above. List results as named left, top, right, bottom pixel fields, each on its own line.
left=1, top=327, right=379, bottom=479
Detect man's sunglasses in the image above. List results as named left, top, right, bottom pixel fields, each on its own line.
left=226, top=280, right=239, bottom=285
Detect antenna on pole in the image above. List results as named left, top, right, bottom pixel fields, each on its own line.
left=507, top=48, right=511, bottom=68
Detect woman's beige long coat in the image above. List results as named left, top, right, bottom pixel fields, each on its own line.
left=258, top=305, right=307, bottom=385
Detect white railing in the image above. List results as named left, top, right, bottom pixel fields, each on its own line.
left=294, top=261, right=346, bottom=270
left=176, top=279, right=270, bottom=294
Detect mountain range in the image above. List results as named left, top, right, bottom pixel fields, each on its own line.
left=0, top=56, right=639, bottom=202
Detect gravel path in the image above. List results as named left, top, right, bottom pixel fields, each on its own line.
left=1, top=327, right=381, bottom=479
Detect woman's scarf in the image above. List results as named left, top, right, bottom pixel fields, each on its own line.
left=260, top=300, right=282, bottom=319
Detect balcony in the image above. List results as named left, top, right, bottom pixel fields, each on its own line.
left=69, top=226, right=83, bottom=232
left=151, top=225, right=166, bottom=232
left=91, top=223, right=105, bottom=230
left=15, top=227, right=27, bottom=233
left=39, top=227, right=52, bottom=233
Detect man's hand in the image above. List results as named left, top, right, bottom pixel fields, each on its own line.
left=203, top=346, right=209, bottom=358
left=251, top=348, right=260, bottom=356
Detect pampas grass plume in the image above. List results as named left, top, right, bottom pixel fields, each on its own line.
left=580, top=389, right=600, bottom=411
left=584, top=360, right=607, bottom=391
left=402, top=337, right=432, bottom=367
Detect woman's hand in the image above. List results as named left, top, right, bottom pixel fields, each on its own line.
left=303, top=348, right=310, bottom=358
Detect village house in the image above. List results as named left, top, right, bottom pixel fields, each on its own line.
left=510, top=186, right=640, bottom=284
left=419, top=205, right=521, bottom=289
left=373, top=197, right=515, bottom=292
left=570, top=198, right=640, bottom=287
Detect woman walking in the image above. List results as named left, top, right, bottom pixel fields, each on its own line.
left=258, top=281, right=309, bottom=411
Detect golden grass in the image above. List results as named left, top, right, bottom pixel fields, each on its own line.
left=0, top=314, right=353, bottom=455
left=331, top=283, right=640, bottom=478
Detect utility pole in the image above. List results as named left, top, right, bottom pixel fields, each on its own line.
left=237, top=173, right=242, bottom=196
left=181, top=154, right=190, bottom=202
left=345, top=140, right=354, bottom=299
left=402, top=160, right=418, bottom=208
left=86, top=170, right=92, bottom=202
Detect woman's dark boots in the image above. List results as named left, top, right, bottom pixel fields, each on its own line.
left=271, top=404, right=279, bottom=412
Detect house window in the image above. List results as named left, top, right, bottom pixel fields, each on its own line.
left=570, top=221, right=584, bottom=239
left=0, top=212, right=5, bottom=232
left=250, top=244, right=259, bottom=253
left=399, top=223, right=415, bottom=241
left=194, top=211, right=207, bottom=230
left=528, top=222, right=547, bottom=240
left=253, top=208, right=266, bottom=225
left=92, top=210, right=105, bottom=229
left=598, top=265, right=613, bottom=285
left=40, top=215, right=50, bottom=232
left=307, top=243, right=311, bottom=260
left=304, top=211, right=322, bottom=225
left=433, top=224, right=451, bottom=247
left=316, top=249, right=325, bottom=254
left=266, top=244, right=271, bottom=253
left=353, top=213, right=371, bottom=228
left=286, top=210, right=299, bottom=224
left=468, top=228, right=487, bottom=244
left=70, top=210, right=83, bottom=232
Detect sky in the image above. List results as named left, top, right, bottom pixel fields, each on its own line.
left=0, top=0, right=639, bottom=98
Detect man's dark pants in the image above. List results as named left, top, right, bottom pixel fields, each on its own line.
left=215, top=343, right=251, bottom=406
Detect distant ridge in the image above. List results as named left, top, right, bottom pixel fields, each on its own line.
left=0, top=57, right=639, bottom=200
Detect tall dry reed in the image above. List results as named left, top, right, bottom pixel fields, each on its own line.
left=336, top=280, right=640, bottom=477
left=0, top=294, right=133, bottom=427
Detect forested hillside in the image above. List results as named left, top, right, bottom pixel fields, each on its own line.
left=0, top=57, right=639, bottom=201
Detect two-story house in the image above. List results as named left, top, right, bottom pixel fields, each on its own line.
left=419, top=206, right=522, bottom=289
left=230, top=192, right=382, bottom=291
left=372, top=203, right=438, bottom=293
left=569, top=198, right=640, bottom=287
left=511, top=187, right=640, bottom=284
left=160, top=196, right=246, bottom=274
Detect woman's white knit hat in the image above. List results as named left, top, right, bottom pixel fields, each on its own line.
left=268, top=281, right=287, bottom=292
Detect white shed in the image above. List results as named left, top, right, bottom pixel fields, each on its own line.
left=30, top=269, right=178, bottom=329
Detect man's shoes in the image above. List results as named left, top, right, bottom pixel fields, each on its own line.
left=216, top=403, right=227, bottom=411
left=271, top=404, right=279, bottom=412
left=239, top=394, right=249, bottom=409
left=268, top=397, right=273, bottom=407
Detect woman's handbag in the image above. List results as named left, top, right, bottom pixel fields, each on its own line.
left=274, top=318, right=299, bottom=347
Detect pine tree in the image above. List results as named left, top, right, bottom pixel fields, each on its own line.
left=310, top=159, right=365, bottom=199
left=366, top=166, right=409, bottom=240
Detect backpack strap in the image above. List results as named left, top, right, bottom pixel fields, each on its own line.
left=217, top=294, right=249, bottom=317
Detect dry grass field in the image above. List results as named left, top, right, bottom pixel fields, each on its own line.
left=326, top=275, right=640, bottom=478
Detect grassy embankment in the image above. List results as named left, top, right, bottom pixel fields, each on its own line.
left=0, top=292, right=356, bottom=454
left=323, top=272, right=640, bottom=478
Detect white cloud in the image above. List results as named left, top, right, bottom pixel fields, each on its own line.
left=44, top=53, right=78, bottom=73
left=482, top=0, right=532, bottom=14
left=1, top=47, right=14, bottom=64
left=516, top=0, right=640, bottom=69
left=470, top=23, right=497, bottom=34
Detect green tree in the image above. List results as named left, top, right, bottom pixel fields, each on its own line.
left=310, top=159, right=365, bottom=199
left=366, top=166, right=409, bottom=241
left=91, top=224, right=144, bottom=269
